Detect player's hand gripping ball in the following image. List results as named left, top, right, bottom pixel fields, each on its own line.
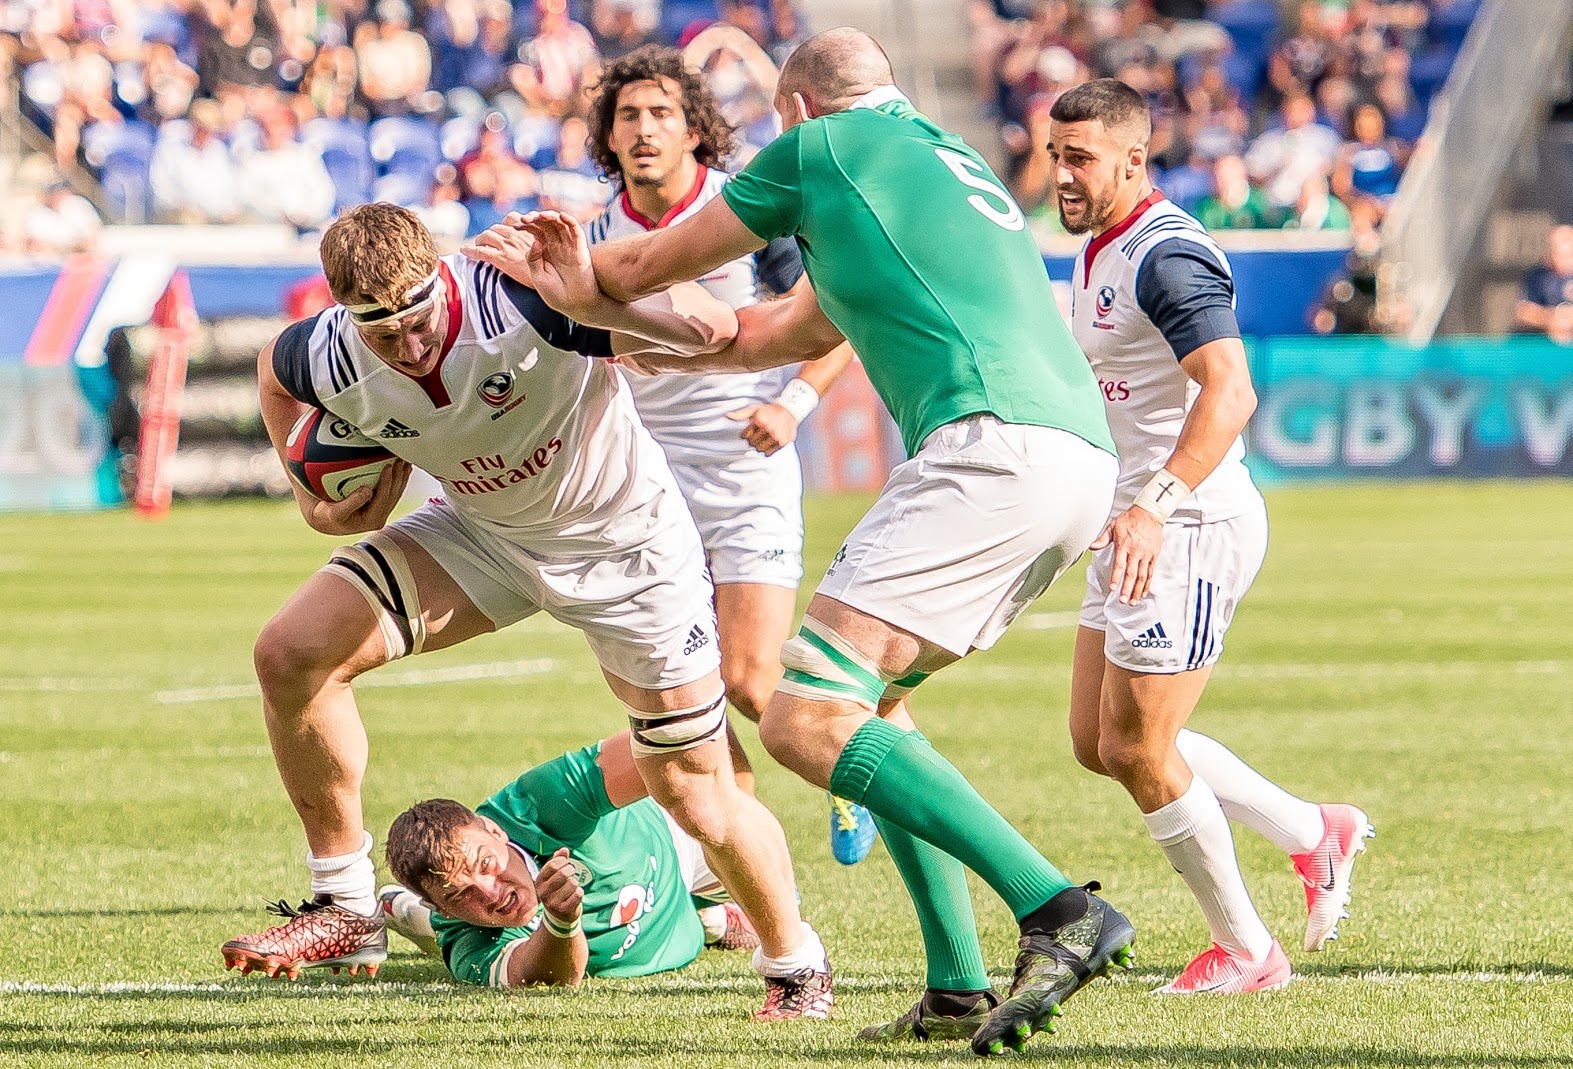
left=285, top=408, right=397, bottom=501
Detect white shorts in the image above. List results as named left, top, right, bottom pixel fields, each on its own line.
left=1079, top=503, right=1269, bottom=674
left=391, top=494, right=720, bottom=691
left=815, top=416, right=1118, bottom=656
left=660, top=808, right=728, bottom=902
left=668, top=446, right=804, bottom=590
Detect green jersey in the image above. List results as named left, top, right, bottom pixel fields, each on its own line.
left=722, top=94, right=1114, bottom=458
left=432, top=742, right=704, bottom=986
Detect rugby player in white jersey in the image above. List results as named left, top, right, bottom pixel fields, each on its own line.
left=1049, top=79, right=1372, bottom=994
left=582, top=45, right=873, bottom=865
left=222, top=203, right=833, bottom=1019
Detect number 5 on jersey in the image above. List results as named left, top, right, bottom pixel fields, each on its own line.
left=934, top=148, right=1026, bottom=232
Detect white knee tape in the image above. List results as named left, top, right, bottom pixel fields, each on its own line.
left=627, top=692, right=729, bottom=758
left=775, top=620, right=884, bottom=711
left=323, top=532, right=427, bottom=660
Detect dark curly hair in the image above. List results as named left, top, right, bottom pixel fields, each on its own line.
left=587, top=44, right=737, bottom=184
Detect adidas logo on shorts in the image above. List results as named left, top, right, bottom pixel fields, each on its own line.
left=378, top=418, right=421, bottom=439
left=1130, top=622, right=1174, bottom=649
left=682, top=626, right=710, bottom=656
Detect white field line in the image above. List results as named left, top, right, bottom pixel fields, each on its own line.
left=0, top=677, right=139, bottom=693
left=154, top=658, right=557, bottom=705
left=5, top=657, right=1562, bottom=704
left=1, top=970, right=1565, bottom=998
left=956, top=659, right=1567, bottom=683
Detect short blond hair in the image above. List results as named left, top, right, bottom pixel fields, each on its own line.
left=320, top=203, right=440, bottom=311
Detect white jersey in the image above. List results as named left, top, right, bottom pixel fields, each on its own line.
left=587, top=166, right=799, bottom=459
left=273, top=254, right=675, bottom=554
left=1070, top=192, right=1261, bottom=524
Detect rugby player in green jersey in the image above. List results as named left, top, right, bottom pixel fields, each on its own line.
left=494, top=28, right=1134, bottom=1055
left=380, top=732, right=765, bottom=990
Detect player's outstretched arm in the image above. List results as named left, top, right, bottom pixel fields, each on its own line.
left=616, top=274, right=845, bottom=376
left=591, top=196, right=768, bottom=302
left=256, top=336, right=410, bottom=536
left=465, top=213, right=739, bottom=358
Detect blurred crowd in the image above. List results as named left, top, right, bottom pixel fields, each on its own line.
left=0, top=0, right=804, bottom=250
left=977, top=0, right=1479, bottom=244
left=0, top=0, right=1485, bottom=265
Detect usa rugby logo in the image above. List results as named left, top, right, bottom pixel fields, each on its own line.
left=1095, top=286, right=1116, bottom=319
left=477, top=371, right=514, bottom=407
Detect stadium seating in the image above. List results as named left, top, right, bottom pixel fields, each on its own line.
left=82, top=120, right=156, bottom=223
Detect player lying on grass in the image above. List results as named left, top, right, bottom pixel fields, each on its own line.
left=224, top=203, right=832, bottom=1019
left=377, top=731, right=762, bottom=988
left=1050, top=79, right=1374, bottom=994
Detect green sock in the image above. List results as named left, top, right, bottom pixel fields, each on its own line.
left=873, top=811, right=990, bottom=991
left=831, top=717, right=1074, bottom=922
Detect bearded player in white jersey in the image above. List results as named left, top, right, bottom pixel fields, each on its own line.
left=581, top=46, right=874, bottom=865
left=222, top=203, right=833, bottom=1019
left=1049, top=79, right=1373, bottom=994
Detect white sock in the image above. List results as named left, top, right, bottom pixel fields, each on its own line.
left=1176, top=730, right=1326, bottom=855
left=306, top=831, right=378, bottom=916
left=698, top=904, right=729, bottom=945
left=751, top=921, right=828, bottom=978
left=1144, top=776, right=1274, bottom=962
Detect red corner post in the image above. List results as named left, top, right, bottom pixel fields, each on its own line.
left=133, top=270, right=198, bottom=519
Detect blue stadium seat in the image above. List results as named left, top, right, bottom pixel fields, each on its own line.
left=1409, top=46, right=1459, bottom=109
left=1431, top=0, right=1481, bottom=51
left=1212, top=0, right=1277, bottom=99
left=369, top=117, right=441, bottom=202
left=441, top=115, right=482, bottom=162
left=305, top=118, right=376, bottom=211
left=372, top=172, right=430, bottom=208
left=659, top=0, right=720, bottom=44
left=1155, top=164, right=1214, bottom=215
left=83, top=120, right=156, bottom=222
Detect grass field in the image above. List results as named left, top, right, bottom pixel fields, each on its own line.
left=1, top=481, right=1570, bottom=1068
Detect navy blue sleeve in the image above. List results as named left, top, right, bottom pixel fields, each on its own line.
left=498, top=273, right=615, bottom=357
left=753, top=236, right=805, bottom=296
left=272, top=314, right=323, bottom=407
left=1134, top=240, right=1241, bottom=361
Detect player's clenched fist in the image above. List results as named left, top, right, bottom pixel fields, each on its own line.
left=727, top=402, right=799, bottom=456
left=536, top=847, right=585, bottom=927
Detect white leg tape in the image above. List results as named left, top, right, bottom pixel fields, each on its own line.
left=626, top=691, right=729, bottom=758
left=323, top=532, right=427, bottom=661
left=775, top=620, right=885, bottom=711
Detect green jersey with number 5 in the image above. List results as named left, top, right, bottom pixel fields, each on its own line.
left=722, top=96, right=1114, bottom=458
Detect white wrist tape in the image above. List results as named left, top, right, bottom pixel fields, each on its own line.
left=541, top=909, right=582, bottom=939
left=773, top=378, right=820, bottom=423
left=1132, top=469, right=1193, bottom=524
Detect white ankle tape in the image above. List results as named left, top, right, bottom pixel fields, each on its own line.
left=324, top=533, right=427, bottom=660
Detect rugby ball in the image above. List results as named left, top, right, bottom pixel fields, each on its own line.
left=285, top=408, right=397, bottom=501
